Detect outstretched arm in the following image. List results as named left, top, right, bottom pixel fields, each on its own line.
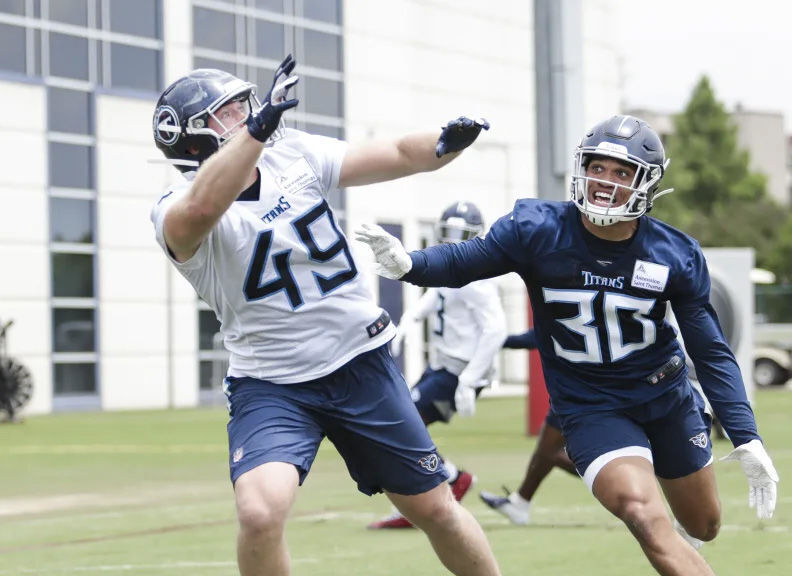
left=163, top=56, right=299, bottom=262
left=676, top=301, right=779, bottom=519
left=339, top=117, right=489, bottom=187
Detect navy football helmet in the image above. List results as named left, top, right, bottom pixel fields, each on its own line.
left=153, top=69, right=260, bottom=173
left=571, top=115, right=672, bottom=226
left=436, top=202, right=484, bottom=243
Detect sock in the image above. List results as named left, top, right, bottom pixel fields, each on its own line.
left=444, top=460, right=459, bottom=483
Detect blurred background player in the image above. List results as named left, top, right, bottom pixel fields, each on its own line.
left=151, top=56, right=500, bottom=576
left=479, top=330, right=578, bottom=525
left=368, top=202, right=508, bottom=529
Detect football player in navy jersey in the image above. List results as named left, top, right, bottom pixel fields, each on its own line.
left=356, top=115, right=779, bottom=576
left=151, top=56, right=500, bottom=576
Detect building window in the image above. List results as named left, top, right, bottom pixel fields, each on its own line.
left=48, top=88, right=93, bottom=135
left=50, top=198, right=95, bottom=243
left=51, top=253, right=94, bottom=298
left=108, top=43, right=160, bottom=91
left=54, top=363, right=97, bottom=394
left=108, top=0, right=160, bottom=38
left=193, top=7, right=236, bottom=53
left=49, top=142, right=94, bottom=189
left=48, top=33, right=91, bottom=80
left=198, top=306, right=227, bottom=404
left=48, top=0, right=89, bottom=27
left=0, top=23, right=27, bottom=74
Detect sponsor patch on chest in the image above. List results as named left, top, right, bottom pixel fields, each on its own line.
left=631, top=259, right=670, bottom=292
left=275, top=157, right=318, bottom=194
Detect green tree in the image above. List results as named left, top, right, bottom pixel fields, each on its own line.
left=650, top=76, right=787, bottom=273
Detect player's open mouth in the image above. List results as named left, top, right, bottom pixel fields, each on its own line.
left=588, top=189, right=619, bottom=207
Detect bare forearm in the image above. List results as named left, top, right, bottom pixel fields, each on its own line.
left=164, top=132, right=263, bottom=260
left=397, top=132, right=460, bottom=173
left=339, top=132, right=460, bottom=187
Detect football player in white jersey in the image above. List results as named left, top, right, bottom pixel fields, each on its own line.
left=368, top=202, right=508, bottom=529
left=150, top=56, right=500, bottom=576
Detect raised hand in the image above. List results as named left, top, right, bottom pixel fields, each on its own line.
left=247, top=54, right=299, bottom=143
left=435, top=117, right=490, bottom=157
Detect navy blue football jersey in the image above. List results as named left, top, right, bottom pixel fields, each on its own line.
left=404, top=199, right=759, bottom=446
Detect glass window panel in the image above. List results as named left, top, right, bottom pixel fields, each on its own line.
left=199, top=360, right=215, bottom=390
left=254, top=0, right=283, bottom=11
left=54, top=362, right=96, bottom=394
left=199, top=310, right=221, bottom=351
left=302, top=0, right=340, bottom=24
left=50, top=198, right=94, bottom=243
left=193, top=7, right=236, bottom=53
left=194, top=56, right=237, bottom=76
left=49, top=33, right=89, bottom=80
left=108, top=0, right=159, bottom=38
left=109, top=43, right=160, bottom=91
left=52, top=253, right=94, bottom=298
left=246, top=65, right=275, bottom=95
left=0, top=0, right=24, bottom=14
left=49, top=142, right=93, bottom=188
left=304, top=76, right=342, bottom=117
left=48, top=0, right=87, bottom=26
left=0, top=23, right=26, bottom=74
left=254, top=18, right=285, bottom=59
left=33, top=29, right=41, bottom=76
left=53, top=308, right=95, bottom=352
left=48, top=88, right=92, bottom=134
left=302, top=29, right=341, bottom=70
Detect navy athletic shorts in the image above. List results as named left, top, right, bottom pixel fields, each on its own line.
left=559, top=379, right=713, bottom=490
left=224, top=345, right=449, bottom=496
left=409, top=367, right=485, bottom=424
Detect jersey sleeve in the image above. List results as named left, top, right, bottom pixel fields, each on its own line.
left=458, top=280, right=508, bottom=382
left=403, top=210, right=523, bottom=288
left=671, top=243, right=760, bottom=447
left=150, top=185, right=221, bottom=308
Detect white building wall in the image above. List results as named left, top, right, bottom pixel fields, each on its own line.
left=0, top=80, right=52, bottom=414
left=2, top=1, right=624, bottom=413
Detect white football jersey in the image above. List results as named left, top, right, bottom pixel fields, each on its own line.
left=151, top=129, right=395, bottom=383
left=423, top=279, right=507, bottom=380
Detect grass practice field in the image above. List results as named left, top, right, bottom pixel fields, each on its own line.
left=1, top=389, right=790, bottom=575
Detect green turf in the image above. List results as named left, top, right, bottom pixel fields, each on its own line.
left=1, top=389, right=790, bottom=575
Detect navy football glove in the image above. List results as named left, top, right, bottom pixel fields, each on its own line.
left=435, top=117, right=490, bottom=157
left=246, top=54, right=299, bottom=143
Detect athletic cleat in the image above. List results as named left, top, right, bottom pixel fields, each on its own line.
left=479, top=487, right=531, bottom=525
left=367, top=511, right=414, bottom=529
left=450, top=470, right=475, bottom=502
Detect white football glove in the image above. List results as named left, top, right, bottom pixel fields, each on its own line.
left=390, top=321, right=407, bottom=357
left=454, top=372, right=478, bottom=418
left=721, top=439, right=779, bottom=520
left=353, top=223, right=412, bottom=280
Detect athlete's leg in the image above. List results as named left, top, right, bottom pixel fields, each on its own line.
left=592, top=456, right=715, bottom=576
left=225, top=376, right=325, bottom=576
left=389, top=483, right=501, bottom=576
left=234, top=462, right=300, bottom=576
left=651, top=382, right=720, bottom=543
left=517, top=420, right=577, bottom=501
